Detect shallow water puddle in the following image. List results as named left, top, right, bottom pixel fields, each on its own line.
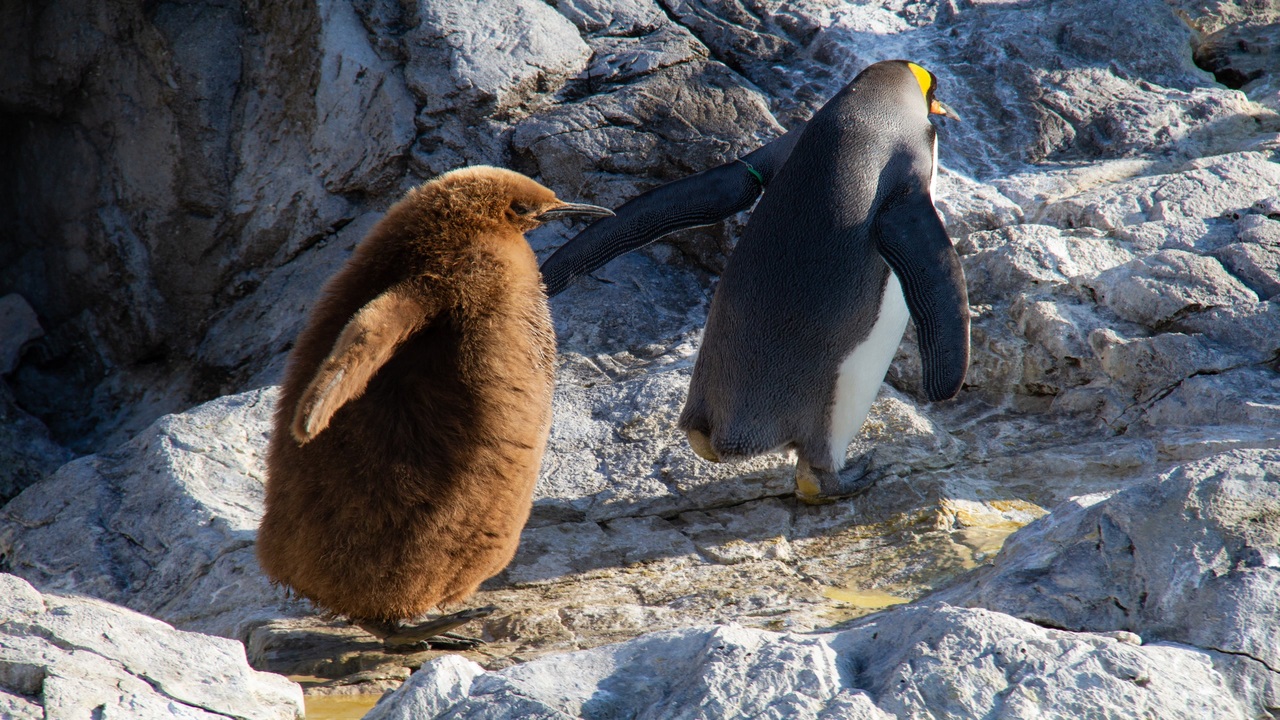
left=302, top=693, right=383, bottom=719
left=820, top=499, right=1046, bottom=624
left=821, top=586, right=911, bottom=608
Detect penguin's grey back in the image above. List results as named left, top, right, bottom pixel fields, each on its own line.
left=680, top=62, right=935, bottom=464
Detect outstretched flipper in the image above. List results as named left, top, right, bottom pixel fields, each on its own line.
left=292, top=284, right=437, bottom=443
left=874, top=189, right=970, bottom=401
left=539, top=125, right=807, bottom=296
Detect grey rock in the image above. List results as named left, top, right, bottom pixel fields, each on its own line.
left=372, top=606, right=1253, bottom=719
left=1085, top=249, right=1280, bottom=360
left=403, top=0, right=591, bottom=175
left=1139, top=366, right=1280, bottom=431
left=932, top=169, right=1024, bottom=242
left=0, top=573, right=302, bottom=720
left=1237, top=214, right=1280, bottom=246
left=0, top=297, right=66, bottom=502
left=195, top=212, right=377, bottom=394
left=1113, top=217, right=1238, bottom=255
left=1212, top=241, right=1280, bottom=300
left=1089, top=329, right=1251, bottom=405
left=0, top=294, right=42, bottom=376
left=513, top=61, right=781, bottom=208
left=533, top=358, right=795, bottom=525
left=0, top=381, right=70, bottom=505
left=960, top=224, right=1133, bottom=304
left=1042, top=152, right=1280, bottom=232
left=2, top=0, right=415, bottom=450
left=938, top=448, right=1280, bottom=714
left=556, top=0, right=709, bottom=87
left=1191, top=12, right=1280, bottom=110
left=0, top=388, right=304, bottom=641
left=310, top=0, right=416, bottom=196
left=580, top=25, right=710, bottom=87
left=551, top=0, right=670, bottom=36
left=364, top=655, right=486, bottom=720
left=1087, top=249, right=1257, bottom=330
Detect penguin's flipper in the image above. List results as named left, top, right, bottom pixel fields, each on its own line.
left=539, top=125, right=807, bottom=297
left=873, top=191, right=970, bottom=401
left=292, top=285, right=435, bottom=443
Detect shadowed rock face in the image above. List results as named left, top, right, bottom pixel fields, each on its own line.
left=1, top=0, right=1280, bottom=716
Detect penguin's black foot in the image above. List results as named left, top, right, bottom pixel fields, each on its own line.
left=354, top=605, right=496, bottom=649
left=794, top=459, right=876, bottom=505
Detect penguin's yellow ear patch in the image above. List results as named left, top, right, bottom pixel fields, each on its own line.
left=907, top=62, right=934, bottom=103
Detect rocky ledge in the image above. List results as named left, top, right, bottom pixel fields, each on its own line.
left=369, top=448, right=1280, bottom=719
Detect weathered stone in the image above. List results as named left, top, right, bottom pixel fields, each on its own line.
left=1237, top=213, right=1280, bottom=246
left=1, top=0, right=415, bottom=451
left=403, top=0, right=591, bottom=175
left=0, top=382, right=70, bottom=505
left=195, top=212, right=378, bottom=394
left=1191, top=11, right=1280, bottom=110
left=1212, top=241, right=1280, bottom=299
left=1112, top=217, right=1238, bottom=254
left=580, top=25, right=709, bottom=87
left=938, top=448, right=1280, bottom=714
left=0, top=388, right=304, bottom=641
left=371, top=606, right=1254, bottom=719
left=0, top=295, right=41, bottom=376
left=1139, top=367, right=1280, bottom=431
left=513, top=61, right=781, bottom=208
left=364, top=655, right=485, bottom=720
left=932, top=169, right=1024, bottom=242
left=1043, top=152, right=1280, bottom=232
left=1089, top=329, right=1251, bottom=405
left=1087, top=250, right=1258, bottom=330
left=0, top=573, right=302, bottom=720
left=961, top=224, right=1133, bottom=304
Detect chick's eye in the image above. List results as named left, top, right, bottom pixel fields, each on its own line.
left=510, top=201, right=532, bottom=216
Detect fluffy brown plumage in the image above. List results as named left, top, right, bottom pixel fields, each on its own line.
left=257, top=166, right=609, bottom=622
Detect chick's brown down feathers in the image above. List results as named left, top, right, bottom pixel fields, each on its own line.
left=257, top=166, right=578, bottom=622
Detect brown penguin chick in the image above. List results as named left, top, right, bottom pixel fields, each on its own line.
left=256, top=165, right=612, bottom=632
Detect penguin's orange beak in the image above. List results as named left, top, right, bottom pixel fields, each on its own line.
left=930, top=99, right=961, bottom=121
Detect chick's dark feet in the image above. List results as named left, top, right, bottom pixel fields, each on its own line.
left=354, top=605, right=496, bottom=649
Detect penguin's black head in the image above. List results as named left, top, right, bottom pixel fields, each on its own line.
left=902, top=61, right=961, bottom=121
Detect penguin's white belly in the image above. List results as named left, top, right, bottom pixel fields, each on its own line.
left=826, top=272, right=911, bottom=469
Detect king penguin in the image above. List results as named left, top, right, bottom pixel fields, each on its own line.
left=540, top=60, right=968, bottom=504
left=257, top=166, right=612, bottom=643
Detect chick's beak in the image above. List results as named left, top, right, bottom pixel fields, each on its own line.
left=536, top=202, right=615, bottom=222
left=929, top=99, right=961, bottom=121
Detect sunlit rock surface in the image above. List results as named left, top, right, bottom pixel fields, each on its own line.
left=0, top=573, right=302, bottom=720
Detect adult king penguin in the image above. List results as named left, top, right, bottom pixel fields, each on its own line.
left=540, top=60, right=968, bottom=504
left=258, top=166, right=612, bottom=644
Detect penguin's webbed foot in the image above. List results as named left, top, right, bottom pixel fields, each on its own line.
left=794, top=458, right=876, bottom=505
left=354, top=605, right=496, bottom=649
left=686, top=428, right=722, bottom=462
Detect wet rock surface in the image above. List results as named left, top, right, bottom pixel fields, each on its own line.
left=1, top=0, right=1279, bottom=716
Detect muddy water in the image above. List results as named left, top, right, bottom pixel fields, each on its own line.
left=301, top=693, right=382, bottom=719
